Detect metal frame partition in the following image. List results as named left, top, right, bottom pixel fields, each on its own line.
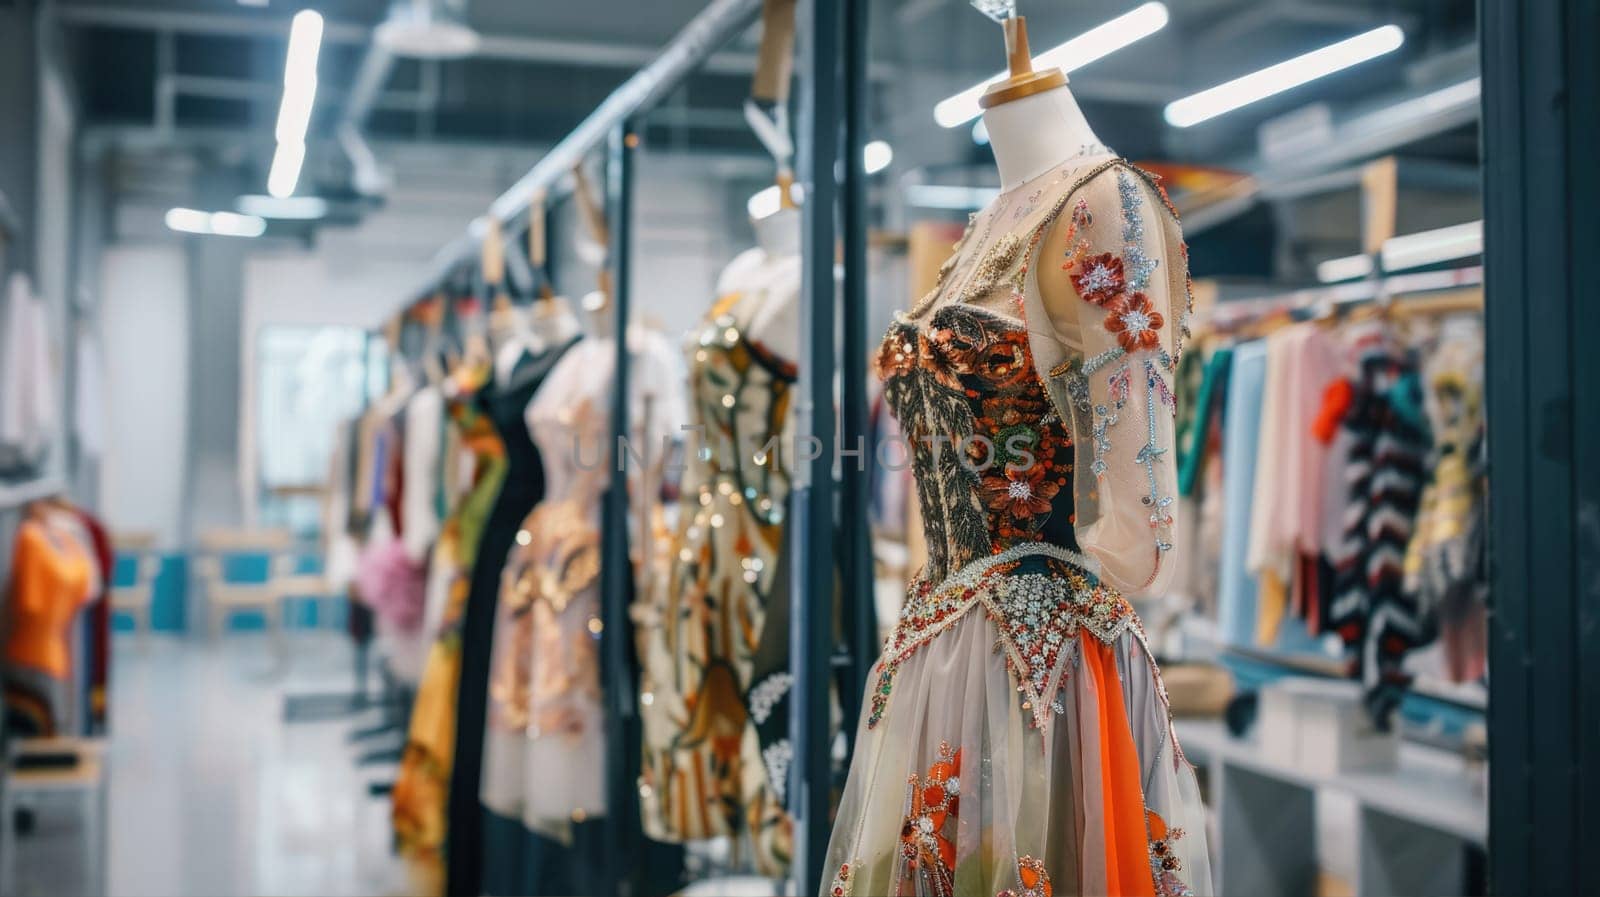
left=381, top=0, right=881, bottom=894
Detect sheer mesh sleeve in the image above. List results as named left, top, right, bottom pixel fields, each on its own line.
left=1040, top=167, right=1186, bottom=596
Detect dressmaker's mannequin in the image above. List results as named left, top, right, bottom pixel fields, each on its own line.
left=752, top=206, right=801, bottom=259
left=978, top=24, right=1117, bottom=341
left=744, top=207, right=802, bottom=357
left=981, top=82, right=1107, bottom=191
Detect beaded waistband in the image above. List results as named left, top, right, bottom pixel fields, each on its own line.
left=914, top=541, right=1101, bottom=597
left=867, top=541, right=1133, bottom=730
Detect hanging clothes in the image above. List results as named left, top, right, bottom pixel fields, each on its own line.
left=1, top=273, right=58, bottom=474
left=392, top=362, right=506, bottom=897
left=1217, top=340, right=1267, bottom=650
left=634, top=247, right=800, bottom=876
left=445, top=336, right=580, bottom=897
left=1403, top=315, right=1487, bottom=683
left=1322, top=322, right=1433, bottom=726
left=1245, top=323, right=1342, bottom=644
left=4, top=508, right=96, bottom=736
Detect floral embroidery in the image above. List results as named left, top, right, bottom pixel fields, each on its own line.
left=1071, top=252, right=1126, bottom=305
left=985, top=463, right=1059, bottom=518
left=899, top=741, right=961, bottom=897
left=1148, top=810, right=1195, bottom=897
left=1104, top=292, right=1164, bottom=352
left=1118, top=170, right=1160, bottom=291
left=997, top=855, right=1054, bottom=897
left=878, top=306, right=1074, bottom=580
left=829, top=859, right=861, bottom=897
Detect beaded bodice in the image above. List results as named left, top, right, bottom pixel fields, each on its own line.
left=877, top=304, right=1079, bottom=584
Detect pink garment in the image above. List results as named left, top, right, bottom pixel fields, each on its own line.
left=356, top=537, right=428, bottom=632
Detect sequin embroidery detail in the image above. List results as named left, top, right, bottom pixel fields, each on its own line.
left=997, top=855, right=1054, bottom=897
left=898, top=742, right=961, bottom=897
left=867, top=543, right=1138, bottom=732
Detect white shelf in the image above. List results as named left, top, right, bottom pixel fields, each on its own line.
left=1177, top=718, right=1486, bottom=897
left=0, top=475, right=64, bottom=510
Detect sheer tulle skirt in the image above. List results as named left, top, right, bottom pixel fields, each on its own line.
left=823, top=606, right=1210, bottom=897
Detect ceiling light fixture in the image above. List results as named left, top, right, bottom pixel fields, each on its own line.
left=1164, top=25, right=1405, bottom=128
left=375, top=0, right=481, bottom=59
left=1315, top=253, right=1375, bottom=283
left=267, top=10, right=323, bottom=198
left=165, top=207, right=267, bottom=238
left=864, top=140, right=894, bottom=175
left=1380, top=219, right=1482, bottom=272
left=267, top=140, right=307, bottom=200
left=933, top=2, right=1169, bottom=128
left=237, top=194, right=329, bottom=220
left=1316, top=219, right=1484, bottom=282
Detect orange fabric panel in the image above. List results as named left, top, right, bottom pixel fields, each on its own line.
left=4, top=520, right=94, bottom=679
left=1084, top=632, right=1156, bottom=897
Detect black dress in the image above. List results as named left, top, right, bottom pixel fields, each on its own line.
left=445, top=337, right=578, bottom=897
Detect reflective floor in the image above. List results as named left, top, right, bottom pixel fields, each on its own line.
left=12, top=631, right=408, bottom=897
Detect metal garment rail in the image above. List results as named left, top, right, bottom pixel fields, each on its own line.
left=837, top=0, right=876, bottom=770
left=400, top=0, right=764, bottom=304
left=598, top=120, right=644, bottom=897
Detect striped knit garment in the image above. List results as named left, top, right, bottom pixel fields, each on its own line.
left=1326, top=339, right=1434, bottom=728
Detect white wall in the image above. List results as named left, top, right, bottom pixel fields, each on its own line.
left=98, top=245, right=189, bottom=546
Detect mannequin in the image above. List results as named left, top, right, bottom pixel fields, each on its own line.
left=752, top=205, right=801, bottom=259
left=978, top=16, right=1109, bottom=191
left=982, top=84, right=1107, bottom=191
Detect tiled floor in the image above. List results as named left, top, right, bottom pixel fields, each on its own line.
left=12, top=631, right=409, bottom=897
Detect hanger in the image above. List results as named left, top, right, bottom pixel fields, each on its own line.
left=746, top=0, right=799, bottom=211
left=571, top=163, right=614, bottom=318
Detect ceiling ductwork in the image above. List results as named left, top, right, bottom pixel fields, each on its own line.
left=374, top=0, right=481, bottom=59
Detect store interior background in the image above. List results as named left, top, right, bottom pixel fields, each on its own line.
left=0, top=0, right=1496, bottom=895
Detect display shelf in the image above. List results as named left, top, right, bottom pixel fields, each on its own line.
left=1177, top=718, right=1485, bottom=897
left=0, top=475, right=64, bottom=510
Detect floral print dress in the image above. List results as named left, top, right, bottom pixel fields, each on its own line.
left=823, top=157, right=1210, bottom=897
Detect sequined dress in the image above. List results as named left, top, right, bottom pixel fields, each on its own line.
left=634, top=248, right=799, bottom=874
left=822, top=157, right=1210, bottom=897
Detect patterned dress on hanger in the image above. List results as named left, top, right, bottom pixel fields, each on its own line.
left=634, top=250, right=799, bottom=875
left=823, top=158, right=1210, bottom=897
left=392, top=364, right=503, bottom=894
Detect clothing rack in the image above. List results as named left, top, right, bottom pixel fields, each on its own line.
left=1206, top=265, right=1484, bottom=324
left=374, top=1, right=878, bottom=894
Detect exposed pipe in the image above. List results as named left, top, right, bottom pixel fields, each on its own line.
left=338, top=45, right=398, bottom=196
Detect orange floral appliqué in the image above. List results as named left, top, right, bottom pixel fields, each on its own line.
left=997, top=855, right=1053, bottom=897
left=899, top=741, right=961, bottom=897
left=1104, top=292, right=1164, bottom=352
left=1147, top=809, right=1195, bottom=897
left=984, top=463, right=1060, bottom=519
left=1071, top=253, right=1126, bottom=306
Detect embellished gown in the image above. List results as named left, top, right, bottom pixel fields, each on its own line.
left=634, top=249, right=799, bottom=875
left=823, top=157, right=1211, bottom=897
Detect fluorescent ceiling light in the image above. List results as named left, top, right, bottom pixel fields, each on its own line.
left=905, top=184, right=1000, bottom=211
left=972, top=119, right=990, bottom=146
left=864, top=140, right=894, bottom=175
left=267, top=140, right=306, bottom=199
left=210, top=211, right=268, bottom=238
left=267, top=10, right=322, bottom=198
left=237, top=194, right=328, bottom=220
left=1316, top=253, right=1375, bottom=283
left=934, top=2, right=1169, bottom=128
left=1165, top=25, right=1405, bottom=128
left=1381, top=220, right=1482, bottom=272
left=165, top=208, right=213, bottom=235
left=165, top=208, right=267, bottom=238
